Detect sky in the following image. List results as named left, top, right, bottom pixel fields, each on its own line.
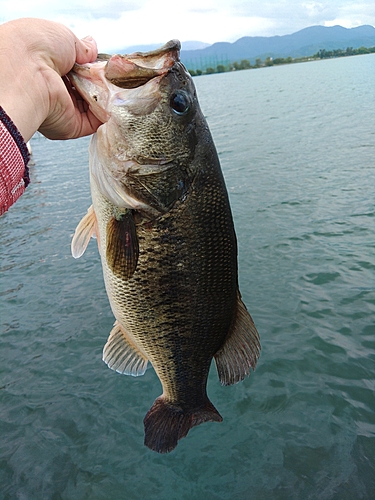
left=1, top=0, right=374, bottom=52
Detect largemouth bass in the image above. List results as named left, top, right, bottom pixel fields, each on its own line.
left=69, top=41, right=260, bottom=453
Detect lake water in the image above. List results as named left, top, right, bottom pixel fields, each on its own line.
left=1, top=54, right=374, bottom=499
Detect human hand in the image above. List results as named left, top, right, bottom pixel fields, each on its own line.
left=0, top=18, right=103, bottom=142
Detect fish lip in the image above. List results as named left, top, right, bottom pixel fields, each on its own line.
left=89, top=40, right=181, bottom=69
left=103, top=40, right=181, bottom=89
left=126, top=39, right=181, bottom=59
left=68, top=64, right=111, bottom=122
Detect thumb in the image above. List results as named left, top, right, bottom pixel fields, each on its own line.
left=75, top=35, right=98, bottom=65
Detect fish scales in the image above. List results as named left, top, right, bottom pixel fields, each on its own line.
left=70, top=40, right=260, bottom=453
left=96, top=151, right=236, bottom=402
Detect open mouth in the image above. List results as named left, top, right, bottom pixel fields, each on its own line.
left=103, top=39, right=181, bottom=89
left=68, top=40, right=182, bottom=122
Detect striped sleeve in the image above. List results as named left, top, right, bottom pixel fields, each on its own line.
left=0, top=106, right=30, bottom=215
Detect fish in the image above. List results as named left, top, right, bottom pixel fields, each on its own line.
left=69, top=40, right=260, bottom=454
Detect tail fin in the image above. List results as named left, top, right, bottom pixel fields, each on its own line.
left=143, top=396, right=222, bottom=453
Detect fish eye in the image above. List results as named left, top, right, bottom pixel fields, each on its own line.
left=170, top=91, right=190, bottom=115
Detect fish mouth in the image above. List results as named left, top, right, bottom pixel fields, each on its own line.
left=73, top=39, right=181, bottom=87
left=69, top=40, right=181, bottom=122
left=102, top=40, right=181, bottom=89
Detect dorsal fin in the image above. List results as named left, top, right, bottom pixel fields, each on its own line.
left=103, top=320, right=148, bottom=376
left=71, top=205, right=99, bottom=258
left=214, top=292, right=261, bottom=386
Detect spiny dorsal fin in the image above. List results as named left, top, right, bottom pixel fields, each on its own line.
left=102, top=320, right=148, bottom=376
left=214, top=292, right=260, bottom=386
left=71, top=205, right=99, bottom=258
left=106, top=210, right=139, bottom=279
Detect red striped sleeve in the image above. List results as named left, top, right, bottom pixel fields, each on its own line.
left=0, top=107, right=30, bottom=215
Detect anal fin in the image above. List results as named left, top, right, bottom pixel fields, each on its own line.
left=102, top=320, right=148, bottom=376
left=214, top=292, right=261, bottom=386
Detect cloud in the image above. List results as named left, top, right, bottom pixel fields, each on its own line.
left=0, top=0, right=146, bottom=22
left=59, top=1, right=142, bottom=20
left=1, top=0, right=373, bottom=52
left=200, top=1, right=375, bottom=33
left=328, top=1, right=375, bottom=27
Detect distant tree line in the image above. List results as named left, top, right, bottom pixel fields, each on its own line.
left=187, top=45, right=375, bottom=76
left=314, top=46, right=375, bottom=58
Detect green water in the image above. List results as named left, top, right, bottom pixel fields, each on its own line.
left=1, top=54, right=374, bottom=499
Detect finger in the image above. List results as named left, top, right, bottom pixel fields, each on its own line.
left=75, top=35, right=98, bottom=65
left=40, top=77, right=102, bottom=140
left=39, top=103, right=102, bottom=140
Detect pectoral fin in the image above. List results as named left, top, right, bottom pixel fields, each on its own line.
left=71, top=205, right=99, bottom=258
left=103, top=320, right=148, bottom=376
left=214, top=292, right=261, bottom=386
left=106, top=210, right=139, bottom=279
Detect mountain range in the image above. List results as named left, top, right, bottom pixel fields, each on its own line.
left=120, top=25, right=375, bottom=70
left=179, top=25, right=375, bottom=70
